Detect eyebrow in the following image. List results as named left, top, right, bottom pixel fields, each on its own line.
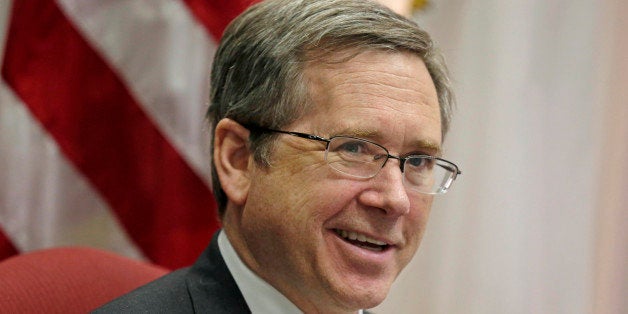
left=411, top=140, right=442, bottom=156
left=332, top=127, right=443, bottom=156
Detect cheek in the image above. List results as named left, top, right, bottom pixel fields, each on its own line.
left=245, top=164, right=345, bottom=231
left=415, top=196, right=433, bottom=223
left=269, top=158, right=358, bottom=213
left=401, top=196, right=433, bottom=256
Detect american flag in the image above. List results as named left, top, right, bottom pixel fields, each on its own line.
left=0, top=0, right=254, bottom=269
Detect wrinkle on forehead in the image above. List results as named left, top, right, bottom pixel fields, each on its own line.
left=300, top=49, right=442, bottom=153
left=305, top=51, right=438, bottom=110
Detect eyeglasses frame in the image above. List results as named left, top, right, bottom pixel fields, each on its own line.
left=245, top=124, right=462, bottom=194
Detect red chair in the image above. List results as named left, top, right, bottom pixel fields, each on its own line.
left=0, top=247, right=169, bottom=313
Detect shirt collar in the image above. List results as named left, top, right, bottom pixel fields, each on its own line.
left=218, top=231, right=303, bottom=314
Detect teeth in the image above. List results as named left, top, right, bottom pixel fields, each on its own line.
left=357, top=233, right=366, bottom=242
left=335, top=229, right=387, bottom=246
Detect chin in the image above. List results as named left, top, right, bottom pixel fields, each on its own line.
left=329, top=276, right=393, bottom=311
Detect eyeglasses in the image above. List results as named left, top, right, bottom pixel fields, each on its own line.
left=246, top=125, right=461, bottom=195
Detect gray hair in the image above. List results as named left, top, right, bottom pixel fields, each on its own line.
left=207, top=0, right=454, bottom=215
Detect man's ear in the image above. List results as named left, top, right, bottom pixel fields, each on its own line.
left=213, top=118, right=252, bottom=206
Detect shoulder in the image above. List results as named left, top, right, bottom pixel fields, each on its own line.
left=93, top=268, right=192, bottom=313
left=94, top=231, right=249, bottom=313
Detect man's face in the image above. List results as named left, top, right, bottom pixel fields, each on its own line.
left=238, top=50, right=441, bottom=312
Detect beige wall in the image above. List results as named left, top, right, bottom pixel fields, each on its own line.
left=594, top=1, right=628, bottom=313
left=376, top=0, right=414, bottom=17
left=374, top=0, right=627, bottom=313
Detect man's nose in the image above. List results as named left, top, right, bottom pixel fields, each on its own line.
left=361, top=158, right=411, bottom=216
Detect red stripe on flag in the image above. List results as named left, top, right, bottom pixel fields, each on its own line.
left=2, top=1, right=219, bottom=269
left=183, top=0, right=256, bottom=40
left=0, top=227, right=19, bottom=261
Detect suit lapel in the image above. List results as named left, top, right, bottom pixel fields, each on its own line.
left=185, top=231, right=251, bottom=313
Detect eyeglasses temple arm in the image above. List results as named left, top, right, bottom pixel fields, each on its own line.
left=244, top=124, right=330, bottom=143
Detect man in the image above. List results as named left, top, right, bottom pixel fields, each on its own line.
left=96, top=0, right=460, bottom=312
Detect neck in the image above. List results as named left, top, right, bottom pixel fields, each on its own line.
left=221, top=206, right=362, bottom=314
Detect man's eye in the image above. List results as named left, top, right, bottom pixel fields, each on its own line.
left=337, top=141, right=365, bottom=154
left=407, top=157, right=429, bottom=168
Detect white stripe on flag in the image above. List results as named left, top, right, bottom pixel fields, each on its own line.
left=57, top=0, right=217, bottom=186
left=0, top=0, right=11, bottom=62
left=0, top=80, right=145, bottom=259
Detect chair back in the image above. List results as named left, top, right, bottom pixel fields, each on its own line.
left=0, top=247, right=169, bottom=313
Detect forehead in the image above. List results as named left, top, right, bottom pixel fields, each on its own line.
left=299, top=50, right=442, bottom=151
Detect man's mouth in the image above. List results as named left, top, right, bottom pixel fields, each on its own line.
left=333, top=229, right=390, bottom=252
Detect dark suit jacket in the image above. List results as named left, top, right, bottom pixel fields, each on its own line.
left=94, top=231, right=251, bottom=313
